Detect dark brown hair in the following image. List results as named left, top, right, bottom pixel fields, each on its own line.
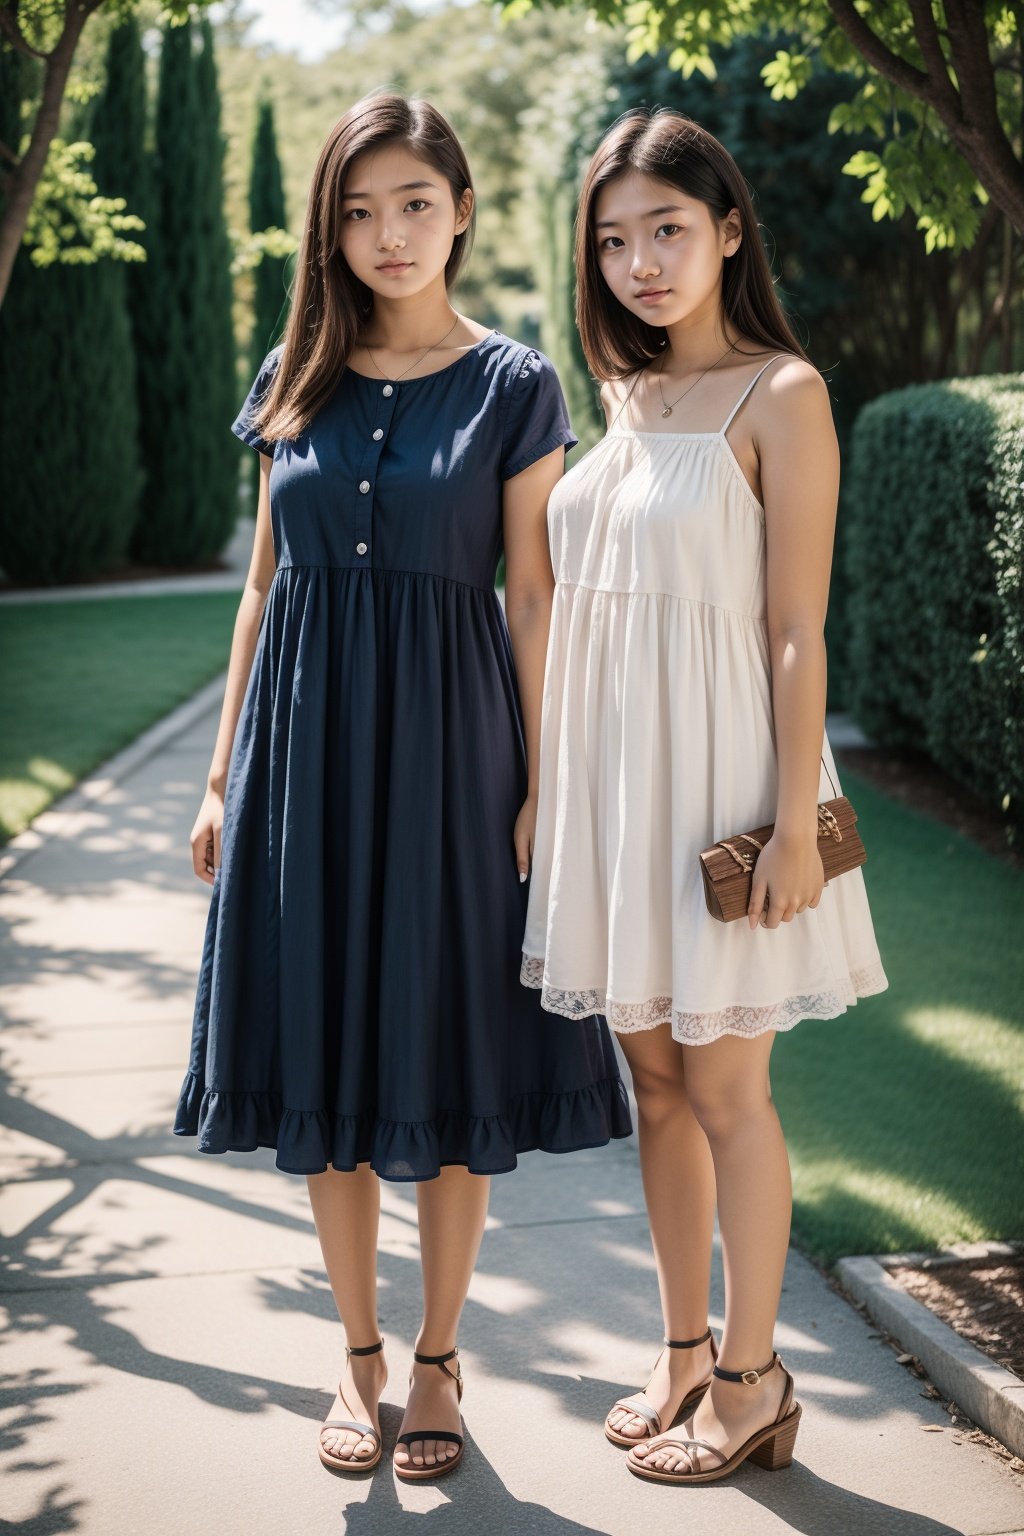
left=574, top=109, right=810, bottom=380
left=255, top=91, right=475, bottom=444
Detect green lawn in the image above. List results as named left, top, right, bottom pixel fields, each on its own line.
left=0, top=593, right=240, bottom=841
left=775, top=768, right=1024, bottom=1266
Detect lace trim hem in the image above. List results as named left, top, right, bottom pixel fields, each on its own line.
left=520, top=953, right=888, bottom=1044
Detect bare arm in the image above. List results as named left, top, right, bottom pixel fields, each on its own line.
left=748, top=360, right=840, bottom=929
left=189, top=454, right=278, bottom=882
left=502, top=445, right=563, bottom=877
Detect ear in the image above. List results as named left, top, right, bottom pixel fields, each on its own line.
left=723, top=207, right=742, bottom=258
left=455, top=186, right=474, bottom=235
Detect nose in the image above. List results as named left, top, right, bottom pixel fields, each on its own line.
left=377, top=226, right=405, bottom=252
left=630, top=247, right=659, bottom=279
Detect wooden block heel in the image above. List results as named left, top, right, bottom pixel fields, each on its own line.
left=748, top=1405, right=801, bottom=1470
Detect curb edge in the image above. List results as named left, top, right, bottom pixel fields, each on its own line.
left=835, top=1250, right=1024, bottom=1460
left=0, top=671, right=227, bottom=884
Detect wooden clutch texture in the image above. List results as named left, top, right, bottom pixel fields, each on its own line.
left=698, top=797, right=866, bottom=923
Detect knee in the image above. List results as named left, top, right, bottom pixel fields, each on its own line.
left=687, top=1081, right=773, bottom=1144
left=630, top=1058, right=687, bottom=1124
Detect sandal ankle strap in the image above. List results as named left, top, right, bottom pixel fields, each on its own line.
left=346, top=1338, right=385, bottom=1357
left=713, top=1351, right=777, bottom=1385
left=413, top=1346, right=458, bottom=1366
left=664, top=1327, right=714, bottom=1350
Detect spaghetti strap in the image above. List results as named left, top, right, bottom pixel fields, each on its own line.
left=719, top=354, right=788, bottom=437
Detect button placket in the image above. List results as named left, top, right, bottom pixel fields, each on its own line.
left=352, top=382, right=398, bottom=562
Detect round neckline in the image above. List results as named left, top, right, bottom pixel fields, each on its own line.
left=344, top=328, right=501, bottom=386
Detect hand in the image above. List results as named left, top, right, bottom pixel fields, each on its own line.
left=747, top=828, right=825, bottom=931
left=190, top=787, right=224, bottom=885
left=514, top=793, right=537, bottom=883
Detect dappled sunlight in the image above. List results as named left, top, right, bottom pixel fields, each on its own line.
left=901, top=1004, right=1024, bottom=1094
left=466, top=1269, right=545, bottom=1315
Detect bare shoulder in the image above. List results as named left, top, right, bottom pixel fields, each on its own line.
left=761, top=354, right=831, bottom=417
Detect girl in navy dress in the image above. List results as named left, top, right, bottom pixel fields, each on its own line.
left=174, top=91, right=630, bottom=1482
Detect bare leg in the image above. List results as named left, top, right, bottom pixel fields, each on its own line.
left=605, top=1023, right=717, bottom=1440
left=634, top=1031, right=792, bottom=1473
left=394, top=1165, right=491, bottom=1471
left=307, top=1163, right=387, bottom=1463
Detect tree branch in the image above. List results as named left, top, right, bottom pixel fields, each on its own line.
left=907, top=0, right=961, bottom=117
left=0, top=0, right=99, bottom=303
left=826, top=0, right=934, bottom=102
left=0, top=4, right=49, bottom=60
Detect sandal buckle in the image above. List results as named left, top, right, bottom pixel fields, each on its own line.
left=740, top=1369, right=761, bottom=1385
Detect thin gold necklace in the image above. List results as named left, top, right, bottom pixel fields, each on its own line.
left=656, top=340, right=737, bottom=418
left=363, top=313, right=461, bottom=383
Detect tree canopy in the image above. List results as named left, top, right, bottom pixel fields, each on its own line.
left=502, top=0, right=1024, bottom=250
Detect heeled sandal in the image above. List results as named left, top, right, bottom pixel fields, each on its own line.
left=393, top=1346, right=465, bottom=1482
left=318, top=1338, right=386, bottom=1475
left=625, top=1351, right=801, bottom=1485
left=604, top=1327, right=718, bottom=1448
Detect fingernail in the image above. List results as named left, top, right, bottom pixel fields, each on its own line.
left=519, top=871, right=527, bottom=883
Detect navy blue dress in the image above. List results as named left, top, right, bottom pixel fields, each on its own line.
left=174, top=329, right=632, bottom=1178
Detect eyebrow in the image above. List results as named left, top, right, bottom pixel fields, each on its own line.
left=595, top=206, right=688, bottom=229
left=340, top=181, right=439, bottom=200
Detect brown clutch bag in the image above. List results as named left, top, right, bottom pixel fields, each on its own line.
left=698, top=760, right=866, bottom=923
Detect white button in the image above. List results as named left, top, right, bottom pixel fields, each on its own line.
left=356, top=542, right=368, bottom=555
left=382, top=384, right=393, bottom=397
left=372, top=428, right=383, bottom=441
left=359, top=480, right=370, bottom=493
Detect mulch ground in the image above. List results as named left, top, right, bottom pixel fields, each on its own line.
left=888, top=1256, right=1024, bottom=1380
left=834, top=744, right=1022, bottom=871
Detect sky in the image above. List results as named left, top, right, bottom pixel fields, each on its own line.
left=227, top=0, right=350, bottom=62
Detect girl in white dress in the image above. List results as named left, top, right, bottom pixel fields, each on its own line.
left=521, top=109, right=888, bottom=1485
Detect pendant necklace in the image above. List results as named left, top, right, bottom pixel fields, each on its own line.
left=656, top=339, right=738, bottom=418
left=364, top=313, right=461, bottom=383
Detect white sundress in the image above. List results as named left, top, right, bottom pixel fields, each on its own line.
left=521, top=354, right=889, bottom=1045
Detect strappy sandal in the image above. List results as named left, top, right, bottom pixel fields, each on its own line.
left=625, top=1351, right=801, bottom=1485
left=318, top=1338, right=386, bottom=1475
left=605, top=1327, right=717, bottom=1448
left=393, top=1346, right=465, bottom=1482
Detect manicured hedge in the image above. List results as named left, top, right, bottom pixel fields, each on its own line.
left=845, top=374, right=1024, bottom=837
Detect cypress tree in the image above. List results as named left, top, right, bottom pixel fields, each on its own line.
left=133, top=19, right=236, bottom=566
left=193, top=17, right=240, bottom=551
left=90, top=11, right=150, bottom=521
left=243, top=92, right=289, bottom=503
left=0, top=40, right=140, bottom=584
left=248, top=94, right=289, bottom=375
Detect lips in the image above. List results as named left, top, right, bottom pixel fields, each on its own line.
left=377, top=261, right=412, bottom=272
left=635, top=288, right=668, bottom=299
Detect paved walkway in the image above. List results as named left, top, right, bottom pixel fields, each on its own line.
left=1, top=696, right=1020, bottom=1535
left=0, top=512, right=255, bottom=604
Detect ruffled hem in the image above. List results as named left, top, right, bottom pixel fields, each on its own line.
left=520, top=953, right=889, bottom=1045
left=173, top=1071, right=632, bottom=1179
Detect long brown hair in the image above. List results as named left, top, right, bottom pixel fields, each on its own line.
left=255, top=91, right=475, bottom=445
left=575, top=109, right=811, bottom=380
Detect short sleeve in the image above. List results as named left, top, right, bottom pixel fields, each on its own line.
left=499, top=348, right=579, bottom=480
left=231, top=344, right=284, bottom=456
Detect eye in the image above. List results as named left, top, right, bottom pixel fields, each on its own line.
left=406, top=199, right=432, bottom=212
left=344, top=207, right=369, bottom=221
left=656, top=223, right=680, bottom=237
left=599, top=236, right=624, bottom=252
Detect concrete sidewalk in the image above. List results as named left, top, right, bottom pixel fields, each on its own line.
left=1, top=697, right=1021, bottom=1536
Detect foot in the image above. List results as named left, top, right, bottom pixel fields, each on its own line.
left=630, top=1360, right=788, bottom=1475
left=394, top=1355, right=463, bottom=1471
left=606, top=1336, right=716, bottom=1442
left=320, top=1347, right=387, bottom=1464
